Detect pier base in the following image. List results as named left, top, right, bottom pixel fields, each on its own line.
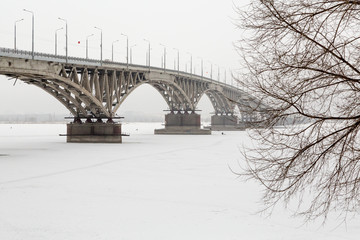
left=66, top=123, right=122, bottom=143
left=207, top=115, right=246, bottom=131
left=155, top=113, right=211, bottom=135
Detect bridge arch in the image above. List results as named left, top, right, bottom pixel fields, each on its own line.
left=195, top=89, right=235, bottom=115
left=112, top=81, right=192, bottom=114
left=116, top=83, right=168, bottom=119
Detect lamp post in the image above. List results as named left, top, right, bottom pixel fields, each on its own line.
left=54, top=27, right=63, bottom=56
left=130, top=44, right=136, bottom=64
left=207, top=61, right=213, bottom=80
left=14, top=18, right=24, bottom=51
left=94, top=26, right=103, bottom=65
left=23, top=9, right=34, bottom=59
left=112, top=39, right=119, bottom=62
left=58, top=17, right=68, bottom=63
left=198, top=57, right=203, bottom=79
left=173, top=48, right=180, bottom=75
left=121, top=33, right=129, bottom=68
left=186, top=52, right=192, bottom=76
left=144, top=39, right=150, bottom=72
left=86, top=34, right=94, bottom=59
left=160, top=43, right=166, bottom=72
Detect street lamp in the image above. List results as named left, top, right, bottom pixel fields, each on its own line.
left=173, top=48, right=180, bottom=75
left=206, top=61, right=213, bottom=80
left=143, top=39, right=151, bottom=72
left=112, top=39, right=119, bottom=62
left=86, top=34, right=94, bottom=59
left=216, top=65, right=220, bottom=82
left=197, top=57, right=203, bottom=79
left=94, top=26, right=103, bottom=65
left=121, top=33, right=129, bottom=68
left=58, top=17, right=68, bottom=63
left=54, top=27, right=63, bottom=55
left=130, top=44, right=136, bottom=64
left=186, top=52, right=192, bottom=76
left=23, top=9, right=34, bottom=59
left=14, top=18, right=24, bottom=51
left=160, top=43, right=166, bottom=72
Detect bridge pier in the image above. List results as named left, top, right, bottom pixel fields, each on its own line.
left=155, top=112, right=211, bottom=135
left=207, top=115, right=245, bottom=131
left=66, top=122, right=122, bottom=143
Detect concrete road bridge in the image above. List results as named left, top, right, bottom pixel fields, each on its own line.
left=0, top=47, right=268, bottom=143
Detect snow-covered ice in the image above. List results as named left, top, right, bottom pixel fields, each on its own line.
left=0, top=123, right=359, bottom=240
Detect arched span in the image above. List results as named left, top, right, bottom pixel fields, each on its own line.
left=30, top=79, right=87, bottom=117
left=4, top=65, right=109, bottom=118
left=196, top=89, right=234, bottom=115
left=234, top=94, right=269, bottom=122
left=112, top=76, right=193, bottom=113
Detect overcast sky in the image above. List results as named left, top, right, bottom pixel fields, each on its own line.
left=0, top=0, right=248, bottom=116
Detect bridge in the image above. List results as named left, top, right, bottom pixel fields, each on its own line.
left=0, top=47, right=268, bottom=143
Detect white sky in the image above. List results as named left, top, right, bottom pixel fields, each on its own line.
left=0, top=0, right=249, bottom=115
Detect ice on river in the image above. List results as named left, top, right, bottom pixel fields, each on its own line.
left=0, top=123, right=359, bottom=240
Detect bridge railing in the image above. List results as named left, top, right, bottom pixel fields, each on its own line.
left=0, top=47, right=240, bottom=91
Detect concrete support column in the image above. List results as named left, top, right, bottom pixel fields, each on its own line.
left=66, top=122, right=122, bottom=143
left=211, top=115, right=237, bottom=126
left=155, top=112, right=211, bottom=135
left=209, top=115, right=245, bottom=131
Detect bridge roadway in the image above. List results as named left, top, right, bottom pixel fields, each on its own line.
left=0, top=47, right=268, bottom=142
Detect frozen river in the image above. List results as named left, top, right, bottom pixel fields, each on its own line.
left=0, top=123, right=359, bottom=240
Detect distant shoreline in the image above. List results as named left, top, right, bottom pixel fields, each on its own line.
left=0, top=113, right=212, bottom=124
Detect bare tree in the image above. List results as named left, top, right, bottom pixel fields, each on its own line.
left=235, top=0, right=360, bottom=222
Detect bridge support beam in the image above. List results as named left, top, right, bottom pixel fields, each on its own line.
left=66, top=122, right=122, bottom=143
left=208, top=115, right=245, bottom=131
left=155, top=113, right=211, bottom=135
